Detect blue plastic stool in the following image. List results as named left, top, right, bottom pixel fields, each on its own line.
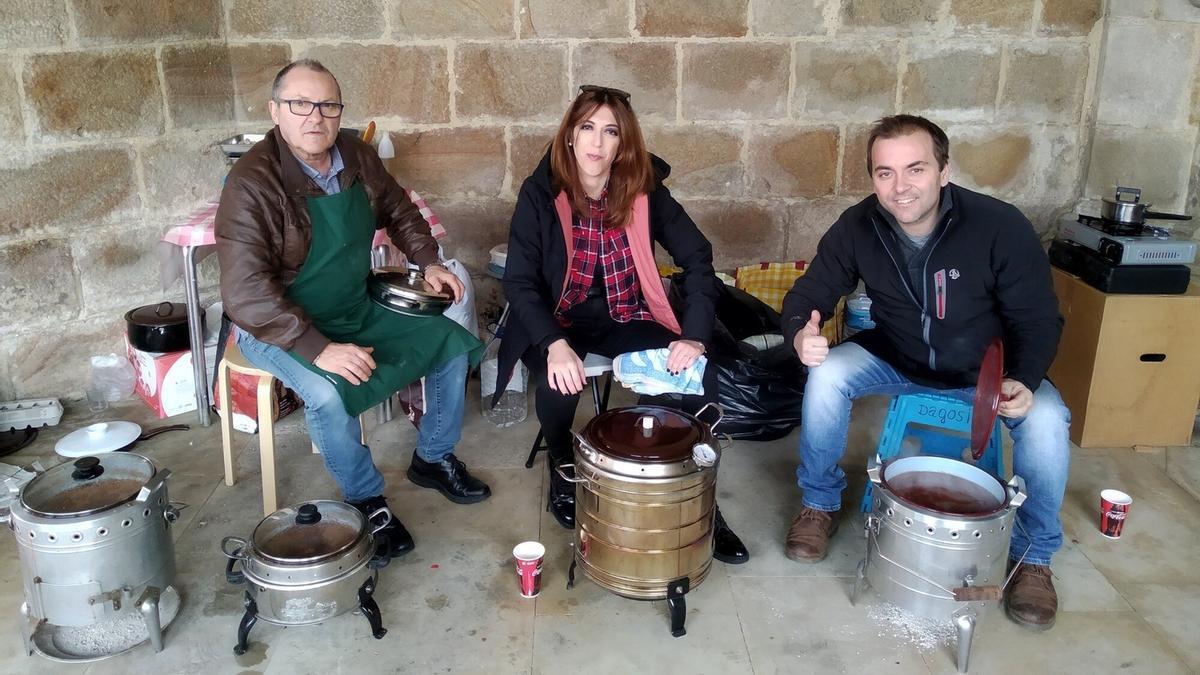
left=859, top=392, right=1005, bottom=512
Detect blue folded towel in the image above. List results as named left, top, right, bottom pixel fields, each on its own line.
left=613, top=348, right=706, bottom=396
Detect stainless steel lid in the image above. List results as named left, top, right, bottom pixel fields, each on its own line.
left=251, top=501, right=366, bottom=564
left=20, top=454, right=157, bottom=518
left=368, top=268, right=452, bottom=317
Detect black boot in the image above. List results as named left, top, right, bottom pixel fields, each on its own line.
left=407, top=453, right=491, bottom=504
left=346, top=495, right=414, bottom=563
left=713, top=506, right=749, bottom=565
left=547, top=446, right=575, bottom=530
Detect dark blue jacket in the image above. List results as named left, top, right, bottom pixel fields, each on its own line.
left=781, top=183, right=1062, bottom=391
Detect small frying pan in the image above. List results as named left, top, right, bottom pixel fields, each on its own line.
left=55, top=421, right=189, bottom=458
left=971, top=338, right=1004, bottom=460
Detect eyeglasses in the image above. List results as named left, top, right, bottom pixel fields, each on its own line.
left=276, top=98, right=345, bottom=119
left=579, top=84, right=631, bottom=102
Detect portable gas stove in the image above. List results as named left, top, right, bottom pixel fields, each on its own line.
left=1059, top=214, right=1196, bottom=266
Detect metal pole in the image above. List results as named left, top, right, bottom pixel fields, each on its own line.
left=182, top=246, right=211, bottom=426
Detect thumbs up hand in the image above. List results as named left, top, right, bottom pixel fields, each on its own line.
left=793, top=309, right=830, bottom=367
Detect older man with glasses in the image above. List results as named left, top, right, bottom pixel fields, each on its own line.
left=215, top=59, right=490, bottom=565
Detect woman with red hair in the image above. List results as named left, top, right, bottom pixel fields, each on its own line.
left=494, top=85, right=747, bottom=564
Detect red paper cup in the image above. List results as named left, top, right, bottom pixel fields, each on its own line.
left=513, top=541, right=545, bottom=598
left=1099, top=489, right=1132, bottom=539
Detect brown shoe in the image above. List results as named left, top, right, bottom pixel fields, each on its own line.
left=1005, top=562, right=1058, bottom=631
left=785, top=507, right=839, bottom=562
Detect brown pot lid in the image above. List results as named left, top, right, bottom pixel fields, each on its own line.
left=582, top=406, right=703, bottom=463
left=252, top=501, right=365, bottom=563
left=21, top=453, right=156, bottom=517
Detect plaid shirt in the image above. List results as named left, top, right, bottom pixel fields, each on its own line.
left=555, top=192, right=653, bottom=325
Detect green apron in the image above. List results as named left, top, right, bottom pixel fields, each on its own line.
left=285, top=182, right=482, bottom=417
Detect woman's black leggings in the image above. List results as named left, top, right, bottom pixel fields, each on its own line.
left=524, top=298, right=718, bottom=456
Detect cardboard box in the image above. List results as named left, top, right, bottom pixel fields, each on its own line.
left=126, top=341, right=199, bottom=418
left=1048, top=267, right=1200, bottom=448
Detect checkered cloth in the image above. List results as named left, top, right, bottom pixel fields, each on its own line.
left=161, top=202, right=220, bottom=247
left=734, top=260, right=808, bottom=312
left=162, top=189, right=442, bottom=251
left=555, top=192, right=652, bottom=326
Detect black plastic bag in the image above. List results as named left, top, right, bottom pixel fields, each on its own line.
left=665, top=275, right=803, bottom=440
left=711, top=343, right=806, bottom=442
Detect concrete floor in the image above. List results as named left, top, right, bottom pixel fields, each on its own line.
left=1, top=385, right=1198, bottom=674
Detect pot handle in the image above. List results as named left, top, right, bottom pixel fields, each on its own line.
left=221, top=536, right=250, bottom=560
left=136, top=468, right=172, bottom=503
left=694, top=402, right=726, bottom=434
left=367, top=507, right=393, bottom=535
left=0, top=478, right=17, bottom=524
left=555, top=463, right=588, bottom=484
left=164, top=501, right=186, bottom=524
left=1113, top=186, right=1141, bottom=203
left=1005, top=474, right=1027, bottom=510
left=867, top=454, right=883, bottom=485
left=155, top=301, right=177, bottom=317
left=137, top=424, right=190, bottom=442
left=570, top=429, right=600, bottom=457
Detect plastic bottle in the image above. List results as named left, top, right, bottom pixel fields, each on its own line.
left=843, top=290, right=876, bottom=337
left=479, top=327, right=527, bottom=428
left=89, top=354, right=136, bottom=403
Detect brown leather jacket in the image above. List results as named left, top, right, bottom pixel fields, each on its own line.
left=215, top=127, right=438, bottom=361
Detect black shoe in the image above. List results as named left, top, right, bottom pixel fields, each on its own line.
left=712, top=506, right=749, bottom=565
left=407, top=454, right=491, bottom=504
left=346, top=495, right=414, bottom=563
left=547, top=458, right=576, bottom=530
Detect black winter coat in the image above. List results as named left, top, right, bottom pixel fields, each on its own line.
left=494, top=151, right=719, bottom=403
left=781, top=183, right=1062, bottom=392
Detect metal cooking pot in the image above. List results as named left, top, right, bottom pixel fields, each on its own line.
left=368, top=268, right=452, bottom=317
left=559, top=403, right=727, bottom=637
left=853, top=454, right=1026, bottom=672
left=125, top=302, right=198, bottom=352
left=1100, top=186, right=1191, bottom=225
left=221, top=501, right=390, bottom=655
left=5, top=453, right=179, bottom=654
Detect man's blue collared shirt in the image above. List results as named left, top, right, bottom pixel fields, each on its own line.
left=297, top=144, right=345, bottom=196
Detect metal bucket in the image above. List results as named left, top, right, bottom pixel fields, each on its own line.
left=561, top=404, right=724, bottom=601
left=853, top=454, right=1027, bottom=672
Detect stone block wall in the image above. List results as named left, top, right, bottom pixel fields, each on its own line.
left=1085, top=0, right=1200, bottom=266
left=2, top=0, right=1199, bottom=402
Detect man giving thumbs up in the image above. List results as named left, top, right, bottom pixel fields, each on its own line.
left=778, top=115, right=1070, bottom=634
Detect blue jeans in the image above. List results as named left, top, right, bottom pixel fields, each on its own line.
left=798, top=342, right=1071, bottom=566
left=236, top=328, right=469, bottom=503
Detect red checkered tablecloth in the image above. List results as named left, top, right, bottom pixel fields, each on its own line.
left=162, top=189, right=443, bottom=250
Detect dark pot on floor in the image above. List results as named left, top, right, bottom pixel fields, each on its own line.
left=125, top=302, right=196, bottom=353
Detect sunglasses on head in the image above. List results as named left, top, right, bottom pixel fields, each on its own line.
left=579, top=84, right=631, bottom=102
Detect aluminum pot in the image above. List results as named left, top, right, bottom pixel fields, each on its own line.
left=221, top=501, right=390, bottom=655
left=853, top=454, right=1026, bottom=673
left=125, top=302, right=197, bottom=352
left=4, top=453, right=178, bottom=652
left=561, top=404, right=726, bottom=603
left=1100, top=186, right=1191, bottom=225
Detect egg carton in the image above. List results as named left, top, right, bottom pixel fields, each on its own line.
left=0, top=399, right=64, bottom=432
